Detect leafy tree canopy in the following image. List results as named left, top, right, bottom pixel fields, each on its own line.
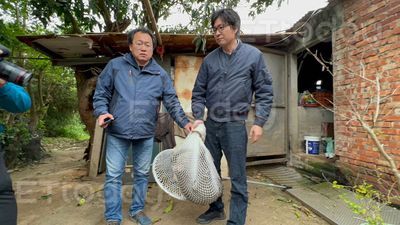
left=2, top=0, right=286, bottom=34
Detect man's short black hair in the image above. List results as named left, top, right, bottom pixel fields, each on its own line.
left=211, top=8, right=241, bottom=37
left=127, top=28, right=157, bottom=48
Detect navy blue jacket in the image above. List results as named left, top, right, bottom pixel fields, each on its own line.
left=192, top=41, right=273, bottom=127
left=93, top=53, right=189, bottom=140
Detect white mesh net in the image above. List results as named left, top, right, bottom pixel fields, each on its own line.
left=152, top=124, right=222, bottom=205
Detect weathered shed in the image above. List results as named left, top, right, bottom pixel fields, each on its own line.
left=18, top=33, right=291, bottom=176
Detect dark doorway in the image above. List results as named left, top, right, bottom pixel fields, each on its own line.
left=297, top=41, right=333, bottom=94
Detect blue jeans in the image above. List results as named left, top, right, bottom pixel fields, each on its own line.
left=104, top=134, right=154, bottom=222
left=205, top=119, right=248, bottom=225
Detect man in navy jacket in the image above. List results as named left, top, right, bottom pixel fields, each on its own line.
left=0, top=78, right=32, bottom=225
left=192, top=8, right=273, bottom=225
left=93, top=28, right=192, bottom=225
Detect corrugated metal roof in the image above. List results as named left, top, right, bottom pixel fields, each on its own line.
left=17, top=33, right=290, bottom=66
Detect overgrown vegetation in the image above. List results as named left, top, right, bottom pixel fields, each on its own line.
left=44, top=114, right=90, bottom=141
left=0, top=6, right=89, bottom=167
left=332, top=181, right=398, bottom=225
left=0, top=117, right=32, bottom=168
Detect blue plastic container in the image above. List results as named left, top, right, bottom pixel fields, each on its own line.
left=304, top=136, right=321, bottom=155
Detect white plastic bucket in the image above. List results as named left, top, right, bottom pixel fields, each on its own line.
left=304, top=136, right=321, bottom=155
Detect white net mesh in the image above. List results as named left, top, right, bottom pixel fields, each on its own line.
left=152, top=124, right=222, bottom=205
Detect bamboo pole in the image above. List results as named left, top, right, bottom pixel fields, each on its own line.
left=141, top=0, right=163, bottom=46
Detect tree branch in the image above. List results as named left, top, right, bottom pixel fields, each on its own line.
left=305, top=48, right=333, bottom=76
left=357, top=117, right=400, bottom=190
left=95, top=0, right=113, bottom=31
left=305, top=47, right=400, bottom=192
left=373, top=75, right=380, bottom=126
left=141, top=0, right=162, bottom=45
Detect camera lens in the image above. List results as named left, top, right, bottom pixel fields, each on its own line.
left=0, top=60, right=32, bottom=86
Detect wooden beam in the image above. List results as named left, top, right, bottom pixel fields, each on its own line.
left=141, top=0, right=163, bottom=46
left=88, top=120, right=105, bottom=178
left=52, top=57, right=111, bottom=66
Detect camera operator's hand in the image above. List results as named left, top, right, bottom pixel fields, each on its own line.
left=0, top=78, right=6, bottom=87
left=98, top=113, right=114, bottom=128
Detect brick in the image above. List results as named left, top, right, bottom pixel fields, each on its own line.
left=332, top=0, right=400, bottom=195
left=381, top=76, right=400, bottom=83
left=357, top=2, right=374, bottom=18
left=376, top=159, right=392, bottom=167
left=365, top=29, right=381, bottom=39
left=388, top=0, right=400, bottom=15
left=360, top=156, right=377, bottom=164
left=364, top=55, right=379, bottom=63
left=391, top=83, right=400, bottom=90
left=375, top=121, right=393, bottom=128
left=368, top=4, right=389, bottom=19
left=393, top=26, right=400, bottom=35
left=379, top=44, right=393, bottom=54
left=379, top=15, right=399, bottom=29
left=391, top=94, right=400, bottom=100
left=379, top=132, right=395, bottom=140
left=358, top=161, right=377, bottom=170
left=386, top=35, right=399, bottom=44
left=381, top=30, right=394, bottom=39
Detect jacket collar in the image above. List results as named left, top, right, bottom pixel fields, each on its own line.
left=123, top=53, right=161, bottom=75
left=219, top=39, right=242, bottom=55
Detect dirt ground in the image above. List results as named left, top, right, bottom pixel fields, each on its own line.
left=10, top=138, right=330, bottom=225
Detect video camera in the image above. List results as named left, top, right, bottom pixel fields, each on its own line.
left=0, top=44, right=32, bottom=86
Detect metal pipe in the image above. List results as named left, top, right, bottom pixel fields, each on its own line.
left=222, top=177, right=292, bottom=190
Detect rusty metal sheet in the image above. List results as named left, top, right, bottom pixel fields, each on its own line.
left=34, top=36, right=96, bottom=57
left=173, top=53, right=287, bottom=161
left=174, top=56, right=203, bottom=112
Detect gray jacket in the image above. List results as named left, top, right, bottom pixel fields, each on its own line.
left=192, top=41, right=273, bottom=127
left=93, top=53, right=189, bottom=140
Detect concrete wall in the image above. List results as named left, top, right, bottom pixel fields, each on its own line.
left=297, top=107, right=334, bottom=153
left=287, top=3, right=342, bottom=157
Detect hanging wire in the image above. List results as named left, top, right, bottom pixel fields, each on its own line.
left=6, top=57, right=51, bottom=60
left=264, top=8, right=323, bottom=47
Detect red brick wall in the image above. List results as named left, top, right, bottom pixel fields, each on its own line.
left=333, top=0, right=400, bottom=193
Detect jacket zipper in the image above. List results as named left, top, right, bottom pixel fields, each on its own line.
left=131, top=69, right=137, bottom=139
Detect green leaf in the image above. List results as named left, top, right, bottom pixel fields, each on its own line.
left=152, top=217, right=161, bottom=223
left=77, top=198, right=86, bottom=206
left=277, top=197, right=292, bottom=203
left=39, top=194, right=52, bottom=200
left=193, top=36, right=202, bottom=53
left=163, top=199, right=174, bottom=214
left=201, top=37, right=207, bottom=53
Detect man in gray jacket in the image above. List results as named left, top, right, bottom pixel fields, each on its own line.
left=191, top=8, right=273, bottom=225
left=93, top=28, right=192, bottom=225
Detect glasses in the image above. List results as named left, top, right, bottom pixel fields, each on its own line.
left=134, top=41, right=153, bottom=49
left=212, top=24, right=230, bottom=34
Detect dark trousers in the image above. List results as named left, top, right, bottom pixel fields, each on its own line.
left=0, top=146, right=17, bottom=225
left=205, top=119, right=248, bottom=225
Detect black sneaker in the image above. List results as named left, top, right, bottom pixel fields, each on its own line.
left=196, top=208, right=226, bottom=224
